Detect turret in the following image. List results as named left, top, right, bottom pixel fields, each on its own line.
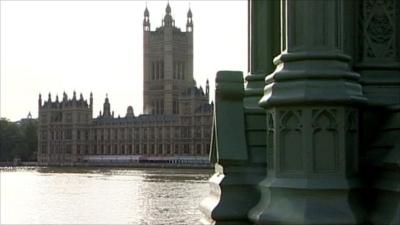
left=48, top=93, right=52, bottom=102
left=163, top=3, right=174, bottom=27
left=90, top=92, right=93, bottom=109
left=206, top=79, right=210, bottom=97
left=143, top=6, right=150, bottom=31
left=166, top=2, right=171, bottom=15
left=186, top=7, right=193, bottom=32
left=38, top=93, right=42, bottom=108
left=73, top=91, right=77, bottom=101
left=63, top=92, right=68, bottom=102
left=103, top=94, right=111, bottom=117
left=126, top=106, right=135, bottom=118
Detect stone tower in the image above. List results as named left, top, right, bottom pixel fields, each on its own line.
left=143, top=3, right=195, bottom=115
left=37, top=91, right=93, bottom=165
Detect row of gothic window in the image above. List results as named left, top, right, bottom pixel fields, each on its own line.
left=151, top=61, right=164, bottom=80
left=152, top=99, right=164, bottom=115
left=150, top=61, right=186, bottom=80
left=40, top=143, right=211, bottom=156
left=42, top=112, right=89, bottom=123
left=173, top=61, right=185, bottom=80
left=41, top=126, right=211, bottom=142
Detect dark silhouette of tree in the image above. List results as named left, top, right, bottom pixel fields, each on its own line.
left=0, top=118, right=38, bottom=162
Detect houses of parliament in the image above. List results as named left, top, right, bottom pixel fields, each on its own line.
left=37, top=4, right=213, bottom=166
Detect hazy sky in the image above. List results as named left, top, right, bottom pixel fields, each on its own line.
left=0, top=0, right=247, bottom=121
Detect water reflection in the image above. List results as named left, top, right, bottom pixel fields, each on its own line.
left=0, top=167, right=212, bottom=224
left=142, top=170, right=209, bottom=183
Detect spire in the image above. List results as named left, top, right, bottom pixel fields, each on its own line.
left=186, top=6, right=193, bottom=32
left=38, top=93, right=42, bottom=107
left=206, top=79, right=210, bottom=96
left=90, top=92, right=93, bottom=108
left=63, top=91, right=68, bottom=102
left=166, top=2, right=171, bottom=15
left=163, top=2, right=174, bottom=27
left=48, top=93, right=52, bottom=102
left=55, top=94, right=59, bottom=103
left=143, top=5, right=150, bottom=31
left=103, top=94, right=111, bottom=117
left=73, top=90, right=77, bottom=100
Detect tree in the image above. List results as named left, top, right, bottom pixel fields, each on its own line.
left=20, top=120, right=38, bottom=161
left=0, top=118, right=38, bottom=162
left=0, top=118, right=22, bottom=161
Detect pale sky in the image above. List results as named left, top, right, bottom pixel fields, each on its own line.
left=0, top=0, right=247, bottom=121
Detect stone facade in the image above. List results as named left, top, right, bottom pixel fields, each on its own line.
left=37, top=4, right=213, bottom=166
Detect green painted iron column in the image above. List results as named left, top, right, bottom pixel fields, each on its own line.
left=250, top=0, right=367, bottom=224
left=243, top=0, right=280, bottom=171
left=244, top=0, right=280, bottom=108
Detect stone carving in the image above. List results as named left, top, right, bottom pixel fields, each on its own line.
left=360, top=0, right=397, bottom=59
left=312, top=109, right=338, bottom=173
left=279, top=110, right=303, bottom=173
left=367, top=12, right=392, bottom=44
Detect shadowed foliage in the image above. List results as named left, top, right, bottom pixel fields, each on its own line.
left=0, top=118, right=37, bottom=162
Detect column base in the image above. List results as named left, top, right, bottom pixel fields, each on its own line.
left=200, top=164, right=264, bottom=225
left=250, top=177, right=364, bottom=225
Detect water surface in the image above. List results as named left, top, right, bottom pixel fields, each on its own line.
left=0, top=167, right=212, bottom=224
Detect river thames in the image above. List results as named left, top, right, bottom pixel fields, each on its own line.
left=0, top=167, right=212, bottom=224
